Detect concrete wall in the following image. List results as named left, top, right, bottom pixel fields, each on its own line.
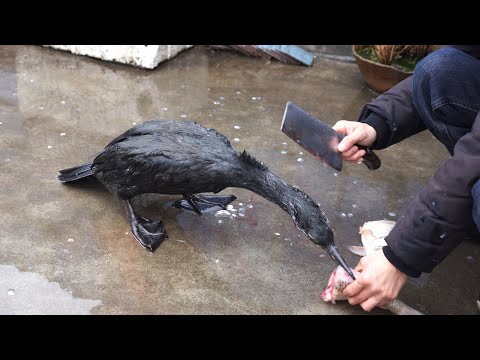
left=44, top=45, right=194, bottom=69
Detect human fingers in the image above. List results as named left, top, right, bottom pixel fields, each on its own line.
left=343, top=149, right=366, bottom=163
left=343, top=279, right=363, bottom=298
left=332, top=120, right=353, bottom=134
left=347, top=288, right=371, bottom=306
left=359, top=296, right=382, bottom=312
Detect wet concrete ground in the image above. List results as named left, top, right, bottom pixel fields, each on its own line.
left=0, top=45, right=478, bottom=315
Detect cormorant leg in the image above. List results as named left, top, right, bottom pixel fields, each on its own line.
left=124, top=200, right=167, bottom=252
left=172, top=194, right=237, bottom=214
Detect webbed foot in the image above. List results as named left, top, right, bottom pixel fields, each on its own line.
left=173, top=194, right=237, bottom=214
left=125, top=200, right=167, bottom=252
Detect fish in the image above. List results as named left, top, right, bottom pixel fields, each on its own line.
left=321, top=219, right=424, bottom=315
left=321, top=265, right=423, bottom=315
left=347, top=219, right=394, bottom=257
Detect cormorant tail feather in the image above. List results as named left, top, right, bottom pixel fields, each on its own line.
left=58, top=162, right=94, bottom=182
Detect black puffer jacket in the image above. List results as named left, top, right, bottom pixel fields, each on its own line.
left=358, top=45, right=480, bottom=277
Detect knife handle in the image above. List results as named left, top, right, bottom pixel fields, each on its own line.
left=338, top=133, right=381, bottom=170
left=357, top=145, right=381, bottom=170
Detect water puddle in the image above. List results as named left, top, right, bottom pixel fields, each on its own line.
left=0, top=265, right=101, bottom=315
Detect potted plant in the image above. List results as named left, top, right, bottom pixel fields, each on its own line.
left=352, top=45, right=435, bottom=93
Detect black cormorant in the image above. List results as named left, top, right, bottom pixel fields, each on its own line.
left=58, top=120, right=353, bottom=278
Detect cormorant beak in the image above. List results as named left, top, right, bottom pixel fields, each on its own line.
left=326, top=244, right=356, bottom=280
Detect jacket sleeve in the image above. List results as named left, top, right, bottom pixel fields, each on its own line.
left=357, top=76, right=427, bottom=149
left=382, top=111, right=480, bottom=277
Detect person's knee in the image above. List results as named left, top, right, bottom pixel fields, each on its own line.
left=414, top=47, right=462, bottom=82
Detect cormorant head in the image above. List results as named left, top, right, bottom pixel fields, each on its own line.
left=291, top=199, right=355, bottom=280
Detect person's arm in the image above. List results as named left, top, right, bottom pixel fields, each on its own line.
left=344, top=111, right=480, bottom=311
left=382, top=110, right=480, bottom=276
left=333, top=76, right=427, bottom=162
left=358, top=76, right=426, bottom=149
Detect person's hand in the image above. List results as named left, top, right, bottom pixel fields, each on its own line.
left=332, top=121, right=377, bottom=163
left=343, top=249, right=407, bottom=312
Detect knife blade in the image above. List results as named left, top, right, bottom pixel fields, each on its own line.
left=281, top=101, right=381, bottom=172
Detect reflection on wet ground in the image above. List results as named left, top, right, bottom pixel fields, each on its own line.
left=0, top=45, right=478, bottom=314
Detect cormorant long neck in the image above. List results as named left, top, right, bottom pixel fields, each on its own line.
left=231, top=151, right=356, bottom=279
left=251, top=171, right=305, bottom=213
left=232, top=159, right=317, bottom=220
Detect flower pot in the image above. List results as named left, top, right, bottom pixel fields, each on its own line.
left=352, top=45, right=413, bottom=93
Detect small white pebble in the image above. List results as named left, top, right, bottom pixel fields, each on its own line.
left=213, top=101, right=220, bottom=105
left=231, top=214, right=237, bottom=218
left=247, top=204, right=253, bottom=209
left=319, top=254, right=325, bottom=258
left=275, top=233, right=281, bottom=236
left=281, top=151, right=287, bottom=154
left=299, top=152, right=303, bottom=155
left=60, top=133, right=66, bottom=136
left=352, top=204, right=358, bottom=208
left=297, top=158, right=304, bottom=162
left=347, top=213, right=353, bottom=217
left=30, top=79, right=34, bottom=82
left=388, top=212, right=397, bottom=217
left=219, top=96, right=225, bottom=100
left=180, top=114, right=187, bottom=118
left=47, top=145, right=52, bottom=149
left=215, top=259, right=219, bottom=263
left=162, top=107, right=168, bottom=111
left=39, top=107, right=44, bottom=110
left=0, top=121, right=3, bottom=124
left=333, top=173, right=338, bottom=177
left=61, top=101, right=66, bottom=104
left=252, top=97, right=257, bottom=100
left=8, top=289, right=14, bottom=296
left=218, top=220, right=223, bottom=224
left=353, top=181, right=357, bottom=184
left=209, top=114, right=212, bottom=117
left=67, top=238, right=74, bottom=242
left=238, top=203, right=243, bottom=206
left=226, top=205, right=234, bottom=210
left=282, top=142, right=287, bottom=145
left=238, top=213, right=245, bottom=217
left=233, top=138, right=240, bottom=142
left=341, top=213, right=347, bottom=217
left=125, top=232, right=129, bottom=235
left=234, top=125, right=240, bottom=129
left=236, top=91, right=241, bottom=94
left=132, top=122, right=137, bottom=125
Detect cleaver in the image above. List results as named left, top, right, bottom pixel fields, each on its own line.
left=281, top=102, right=381, bottom=172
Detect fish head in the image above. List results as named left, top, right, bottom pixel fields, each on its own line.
left=322, top=265, right=358, bottom=304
